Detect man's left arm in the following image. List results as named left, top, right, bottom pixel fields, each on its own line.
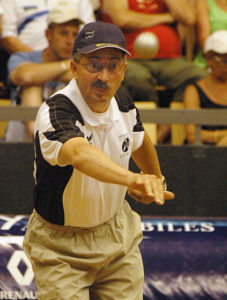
left=130, top=131, right=174, bottom=203
left=132, top=131, right=162, bottom=178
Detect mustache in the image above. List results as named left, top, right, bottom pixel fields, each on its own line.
left=92, top=80, right=109, bottom=90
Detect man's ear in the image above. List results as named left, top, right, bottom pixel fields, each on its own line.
left=71, top=60, right=78, bottom=79
left=121, top=61, right=128, bottom=81
left=45, top=28, right=50, bottom=41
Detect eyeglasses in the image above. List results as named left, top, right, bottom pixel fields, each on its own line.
left=78, top=61, right=125, bottom=74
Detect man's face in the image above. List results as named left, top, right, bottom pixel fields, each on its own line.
left=46, top=20, right=80, bottom=59
left=71, top=48, right=127, bottom=112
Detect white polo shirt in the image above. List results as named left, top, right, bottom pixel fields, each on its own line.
left=34, top=79, right=144, bottom=227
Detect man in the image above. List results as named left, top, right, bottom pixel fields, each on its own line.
left=101, top=0, right=208, bottom=142
left=1, top=0, right=95, bottom=53
left=23, top=21, right=174, bottom=300
left=5, top=2, right=83, bottom=142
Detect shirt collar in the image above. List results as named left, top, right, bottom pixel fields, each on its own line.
left=60, top=79, right=121, bottom=127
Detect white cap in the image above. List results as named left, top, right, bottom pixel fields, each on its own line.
left=47, top=1, right=83, bottom=26
left=204, top=30, right=227, bottom=54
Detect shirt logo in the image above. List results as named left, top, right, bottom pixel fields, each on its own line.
left=122, top=138, right=129, bottom=152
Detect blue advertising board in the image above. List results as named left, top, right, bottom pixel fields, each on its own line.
left=0, top=215, right=226, bottom=300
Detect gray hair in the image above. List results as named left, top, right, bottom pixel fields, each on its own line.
left=73, top=51, right=83, bottom=62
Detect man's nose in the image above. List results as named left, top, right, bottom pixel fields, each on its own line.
left=66, top=33, right=77, bottom=46
left=97, top=67, right=110, bottom=81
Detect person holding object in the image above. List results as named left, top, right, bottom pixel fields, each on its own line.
left=23, top=21, right=174, bottom=300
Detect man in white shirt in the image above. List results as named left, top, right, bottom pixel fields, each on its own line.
left=23, top=21, right=174, bottom=300
left=1, top=0, right=95, bottom=53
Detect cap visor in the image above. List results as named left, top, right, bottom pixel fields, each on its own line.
left=77, top=44, right=131, bottom=56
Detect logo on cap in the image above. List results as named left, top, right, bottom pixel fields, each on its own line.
left=85, top=31, right=95, bottom=39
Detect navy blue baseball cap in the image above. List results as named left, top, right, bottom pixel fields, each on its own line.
left=72, top=21, right=131, bottom=55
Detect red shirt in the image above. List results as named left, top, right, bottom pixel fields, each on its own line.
left=101, top=0, right=182, bottom=58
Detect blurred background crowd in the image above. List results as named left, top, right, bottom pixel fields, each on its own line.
left=0, top=0, right=226, bottom=145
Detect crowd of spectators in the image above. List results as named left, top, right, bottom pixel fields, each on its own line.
left=183, top=30, right=227, bottom=146
left=194, top=0, right=227, bottom=68
left=5, top=1, right=83, bottom=142
left=0, top=0, right=226, bottom=145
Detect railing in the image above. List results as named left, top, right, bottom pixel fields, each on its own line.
left=0, top=106, right=227, bottom=145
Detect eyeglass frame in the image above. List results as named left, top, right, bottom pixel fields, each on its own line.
left=73, top=51, right=127, bottom=74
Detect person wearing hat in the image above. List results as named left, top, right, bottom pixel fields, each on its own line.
left=183, top=30, right=227, bottom=146
left=4, top=2, right=83, bottom=142
left=1, top=0, right=95, bottom=54
left=23, top=21, right=174, bottom=299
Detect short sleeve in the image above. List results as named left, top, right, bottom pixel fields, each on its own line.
left=35, top=94, right=85, bottom=166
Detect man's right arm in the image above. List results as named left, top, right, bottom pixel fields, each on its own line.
left=58, top=136, right=172, bottom=205
left=101, top=0, right=174, bottom=30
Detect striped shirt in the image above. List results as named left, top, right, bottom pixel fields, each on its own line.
left=33, top=79, right=144, bottom=227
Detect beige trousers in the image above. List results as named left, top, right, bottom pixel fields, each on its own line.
left=23, top=201, right=144, bottom=300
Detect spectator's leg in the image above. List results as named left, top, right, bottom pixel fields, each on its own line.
left=122, top=59, right=158, bottom=103
left=158, top=57, right=207, bottom=103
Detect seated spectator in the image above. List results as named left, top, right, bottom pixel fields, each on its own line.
left=1, top=0, right=95, bottom=54
left=183, top=30, right=227, bottom=146
left=100, top=0, right=207, bottom=142
left=0, top=0, right=9, bottom=98
left=4, top=2, right=82, bottom=142
left=89, top=0, right=101, bottom=20
left=194, top=0, right=227, bottom=69
left=0, top=1, right=2, bottom=34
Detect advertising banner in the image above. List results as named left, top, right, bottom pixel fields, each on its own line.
left=0, top=215, right=226, bottom=300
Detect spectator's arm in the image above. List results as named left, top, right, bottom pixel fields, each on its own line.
left=183, top=84, right=200, bottom=144
left=217, top=135, right=227, bottom=146
left=201, top=129, right=227, bottom=145
left=183, top=84, right=226, bottom=145
left=195, top=0, right=210, bottom=48
left=1, top=0, right=32, bottom=53
left=164, top=0, right=197, bottom=26
left=1, top=36, right=32, bottom=54
left=0, top=15, right=2, bottom=35
left=102, top=0, right=174, bottom=30
left=58, top=68, right=73, bottom=83
left=20, top=85, right=43, bottom=140
left=10, top=59, right=72, bottom=86
left=78, top=0, right=96, bottom=23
